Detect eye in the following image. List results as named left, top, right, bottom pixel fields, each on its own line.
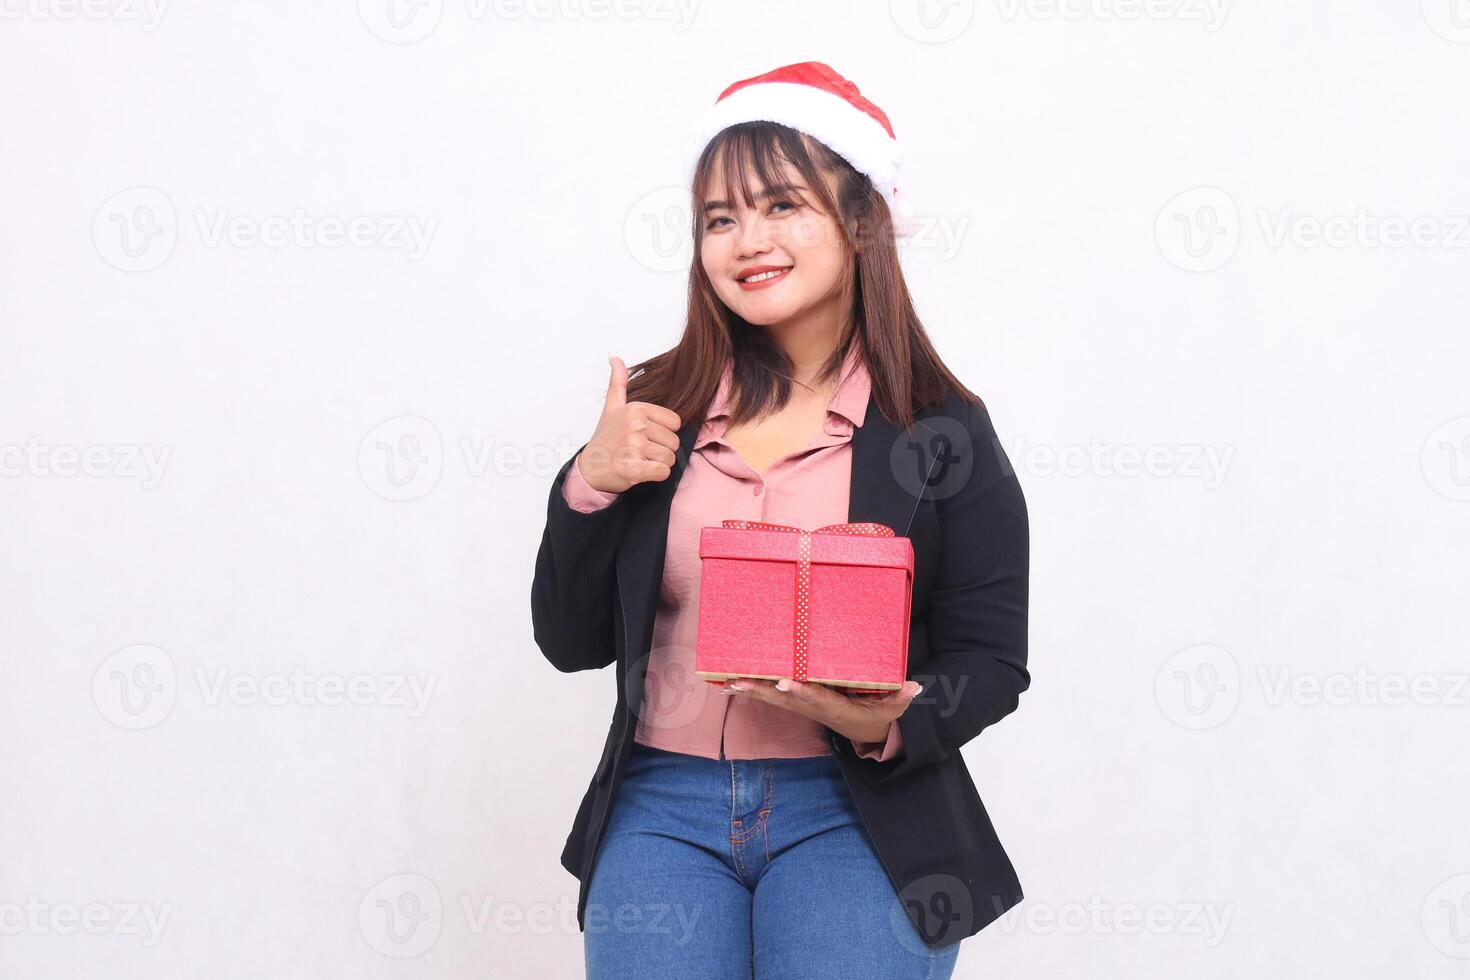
left=703, top=200, right=799, bottom=232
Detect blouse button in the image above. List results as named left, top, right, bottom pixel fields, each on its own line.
left=753, top=484, right=763, bottom=496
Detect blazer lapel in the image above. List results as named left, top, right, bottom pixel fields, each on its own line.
left=848, top=395, right=931, bottom=536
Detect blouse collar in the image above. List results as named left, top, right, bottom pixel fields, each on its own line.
left=694, top=345, right=871, bottom=451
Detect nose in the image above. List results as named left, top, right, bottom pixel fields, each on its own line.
left=735, top=212, right=772, bottom=259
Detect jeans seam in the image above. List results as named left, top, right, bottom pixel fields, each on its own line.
left=730, top=825, right=761, bottom=845
left=761, top=764, right=774, bottom=862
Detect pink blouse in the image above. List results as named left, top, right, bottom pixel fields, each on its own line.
left=562, top=345, right=903, bottom=763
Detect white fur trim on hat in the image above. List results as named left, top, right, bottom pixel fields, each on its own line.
left=684, top=77, right=917, bottom=238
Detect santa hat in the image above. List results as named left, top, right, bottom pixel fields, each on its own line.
left=685, top=61, right=918, bottom=239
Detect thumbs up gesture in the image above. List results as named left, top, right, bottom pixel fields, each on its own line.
left=574, top=355, right=683, bottom=493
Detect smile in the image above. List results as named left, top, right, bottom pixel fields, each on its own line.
left=737, top=266, right=792, bottom=289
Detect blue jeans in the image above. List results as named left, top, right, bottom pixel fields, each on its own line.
left=583, top=740, right=962, bottom=979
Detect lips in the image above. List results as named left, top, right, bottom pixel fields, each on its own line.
left=736, top=265, right=793, bottom=286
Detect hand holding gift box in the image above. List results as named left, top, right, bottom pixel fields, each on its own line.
left=694, top=519, right=914, bottom=693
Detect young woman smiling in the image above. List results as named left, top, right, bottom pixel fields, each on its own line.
left=531, top=62, right=1030, bottom=979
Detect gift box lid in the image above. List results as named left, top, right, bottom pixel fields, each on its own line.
left=698, top=523, right=914, bottom=574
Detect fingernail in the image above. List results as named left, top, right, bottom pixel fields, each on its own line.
left=728, top=682, right=745, bottom=692
left=775, top=679, right=791, bottom=692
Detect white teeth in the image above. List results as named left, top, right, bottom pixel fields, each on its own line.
left=740, top=268, right=790, bottom=283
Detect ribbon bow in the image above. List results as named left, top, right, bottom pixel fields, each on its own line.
left=719, top=519, right=895, bottom=682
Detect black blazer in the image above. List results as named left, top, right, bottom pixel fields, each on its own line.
left=530, top=385, right=1030, bottom=949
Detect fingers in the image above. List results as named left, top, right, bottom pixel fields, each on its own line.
left=635, top=418, right=681, bottom=454
left=613, top=431, right=676, bottom=470
left=604, top=354, right=628, bottom=413
left=634, top=457, right=673, bottom=483
left=592, top=355, right=683, bottom=489
left=725, top=678, right=922, bottom=734
left=632, top=401, right=682, bottom=433
left=723, top=678, right=832, bottom=715
left=861, top=681, right=922, bottom=705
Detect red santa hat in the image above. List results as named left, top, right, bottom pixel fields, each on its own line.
left=685, top=61, right=918, bottom=239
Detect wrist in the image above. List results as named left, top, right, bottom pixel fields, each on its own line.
left=575, top=449, right=620, bottom=494
left=845, top=720, right=893, bottom=744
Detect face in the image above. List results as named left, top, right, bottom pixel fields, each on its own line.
left=699, top=157, right=850, bottom=328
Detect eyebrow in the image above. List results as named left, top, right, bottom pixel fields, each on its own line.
left=703, top=183, right=807, bottom=215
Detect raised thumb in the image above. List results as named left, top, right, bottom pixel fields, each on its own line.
left=604, top=353, right=628, bottom=412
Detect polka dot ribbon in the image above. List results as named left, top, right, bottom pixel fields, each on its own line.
left=719, top=519, right=896, bottom=682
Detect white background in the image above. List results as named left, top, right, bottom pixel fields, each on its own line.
left=2, top=1, right=1468, bottom=977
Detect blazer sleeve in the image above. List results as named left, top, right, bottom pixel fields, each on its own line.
left=864, top=399, right=1030, bottom=785
left=530, top=444, right=632, bottom=673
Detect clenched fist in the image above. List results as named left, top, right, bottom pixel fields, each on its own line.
left=574, top=354, right=683, bottom=494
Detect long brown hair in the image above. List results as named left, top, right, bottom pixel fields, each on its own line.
left=626, top=120, right=983, bottom=434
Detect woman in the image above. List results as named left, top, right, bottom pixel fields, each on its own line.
left=530, top=62, right=1030, bottom=979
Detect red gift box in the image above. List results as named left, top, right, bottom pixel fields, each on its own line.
left=694, top=519, right=914, bottom=693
